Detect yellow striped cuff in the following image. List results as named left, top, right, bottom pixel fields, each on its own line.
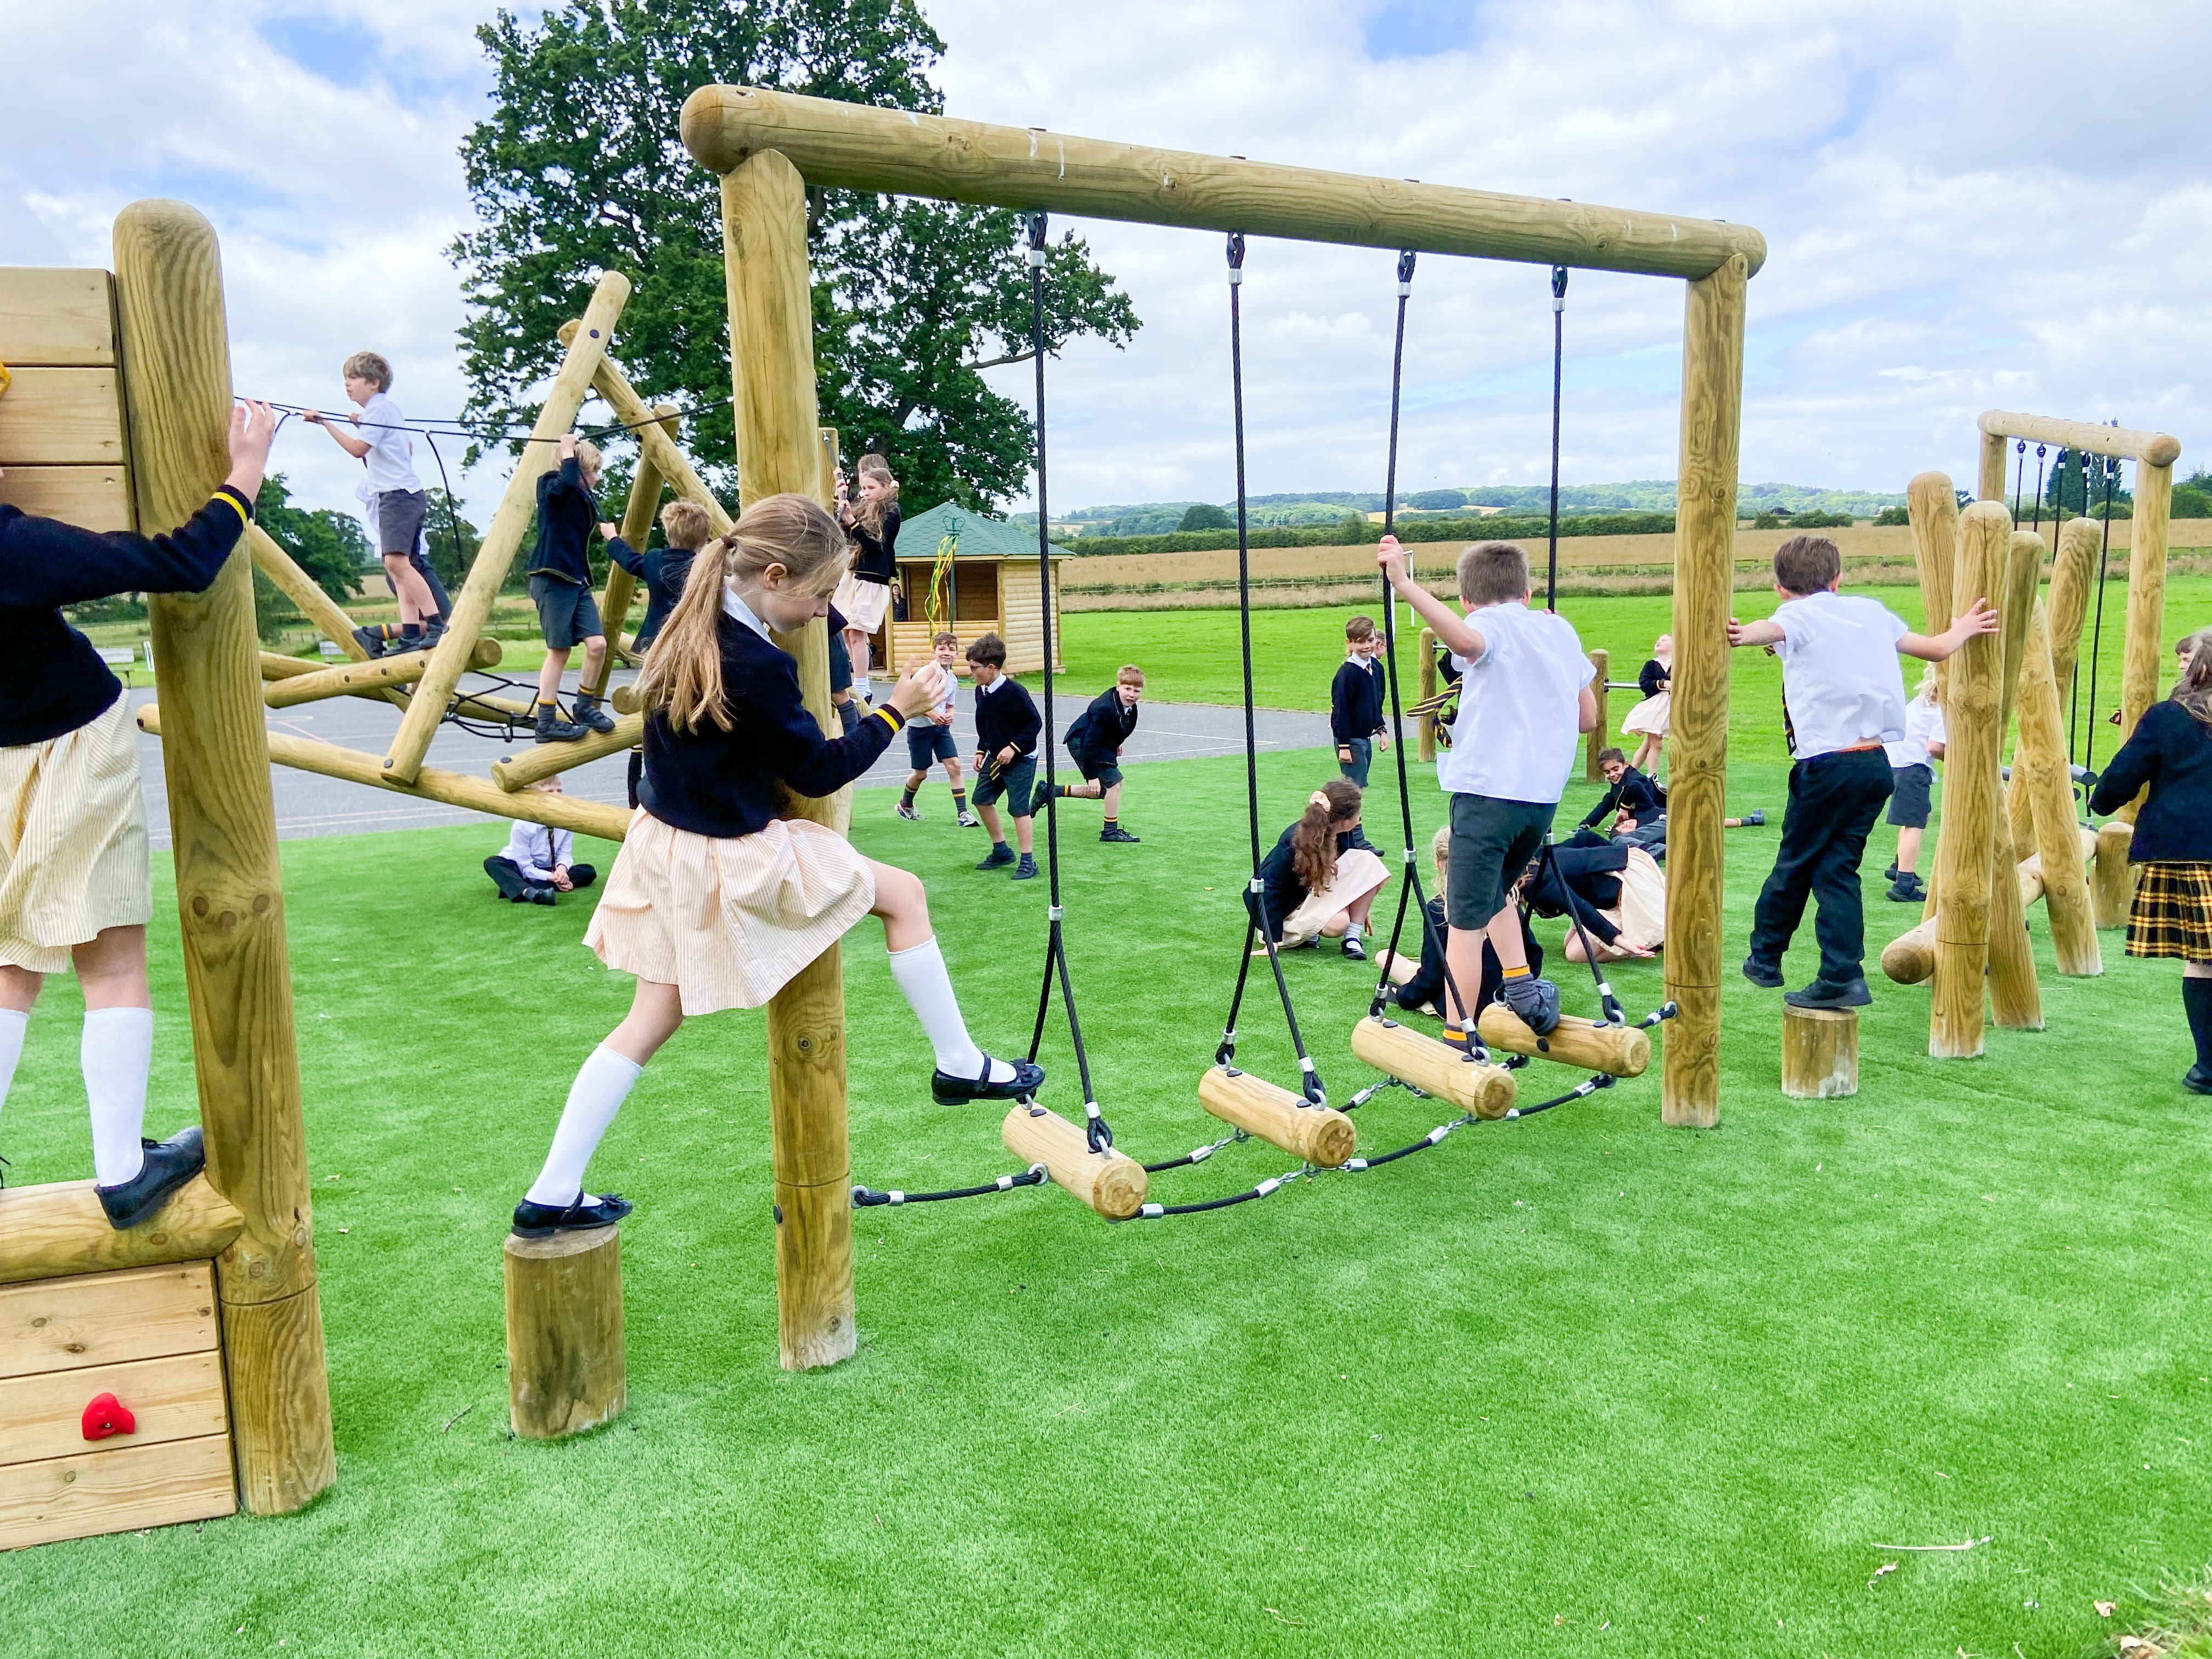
left=870, top=704, right=905, bottom=734
left=209, top=488, right=252, bottom=530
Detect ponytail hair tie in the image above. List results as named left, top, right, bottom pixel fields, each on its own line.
left=1308, top=791, right=1331, bottom=810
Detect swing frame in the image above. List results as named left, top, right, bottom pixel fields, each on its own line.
left=681, top=87, right=1764, bottom=1367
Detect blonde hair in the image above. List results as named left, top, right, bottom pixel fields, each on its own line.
left=660, top=499, right=710, bottom=550
left=574, top=439, right=603, bottom=477
left=853, top=454, right=900, bottom=534
left=636, top=493, right=847, bottom=733
left=1430, top=825, right=1452, bottom=904
left=342, top=351, right=392, bottom=392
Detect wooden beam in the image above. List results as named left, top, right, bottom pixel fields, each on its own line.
left=2045, top=516, right=2102, bottom=703
left=0, top=463, right=133, bottom=532
left=262, top=639, right=500, bottom=708
left=1584, top=647, right=1609, bottom=781
left=679, top=87, right=1769, bottom=280
left=1417, top=627, right=1437, bottom=763
left=1929, top=502, right=2010, bottom=1058
left=557, top=325, right=735, bottom=538
left=0, top=267, right=116, bottom=365
left=2014, top=600, right=2100, bottom=975
left=114, top=198, right=333, bottom=1515
left=1984, top=532, right=2042, bottom=1032
left=583, top=404, right=676, bottom=697
left=490, top=714, right=645, bottom=791
left=0, top=1175, right=243, bottom=1286
left=385, top=271, right=630, bottom=783
left=1978, top=410, right=2181, bottom=468
left=1661, top=253, right=1746, bottom=1128
left=247, top=523, right=369, bottom=662
left=0, top=365, right=126, bottom=463
left=258, top=649, right=526, bottom=726
left=2112, top=461, right=2174, bottom=825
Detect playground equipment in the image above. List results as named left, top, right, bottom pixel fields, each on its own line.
left=0, top=204, right=332, bottom=1547
left=1781, top=1006, right=1858, bottom=1099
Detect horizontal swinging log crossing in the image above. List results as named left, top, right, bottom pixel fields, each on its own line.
left=1198, top=1066, right=1357, bottom=1166
left=1977, top=410, right=2181, bottom=469
left=679, top=87, right=1768, bottom=281
left=1348, top=1017, right=1518, bottom=1120
left=260, top=640, right=501, bottom=708
left=1476, top=1005, right=1651, bottom=1078
left=1000, top=1105, right=1148, bottom=1219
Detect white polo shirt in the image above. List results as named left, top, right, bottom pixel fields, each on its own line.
left=354, top=391, right=420, bottom=495
left=1885, top=695, right=1946, bottom=768
left=1437, top=601, right=1594, bottom=804
left=1774, top=591, right=1910, bottom=761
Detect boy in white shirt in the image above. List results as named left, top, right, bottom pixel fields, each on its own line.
left=303, top=351, right=445, bottom=657
left=1381, top=536, right=1597, bottom=1037
left=1728, top=535, right=1994, bottom=1008
left=1882, top=676, right=1946, bottom=903
left=484, top=779, right=600, bottom=906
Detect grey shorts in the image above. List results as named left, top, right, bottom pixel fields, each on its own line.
left=973, top=754, right=1036, bottom=813
left=374, top=489, right=427, bottom=557
left=1446, top=793, right=1557, bottom=930
left=527, top=574, right=603, bottom=651
left=1887, top=763, right=1933, bottom=828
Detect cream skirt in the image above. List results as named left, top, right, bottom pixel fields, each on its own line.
left=832, top=572, right=891, bottom=634
left=585, top=811, right=877, bottom=1014
left=1279, top=848, right=1390, bottom=947
left=1621, top=690, right=1671, bottom=737
left=0, top=697, right=153, bottom=973
left=1581, top=847, right=1667, bottom=962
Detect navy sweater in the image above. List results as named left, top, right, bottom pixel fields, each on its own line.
left=1395, top=896, right=1542, bottom=1015
left=1578, top=765, right=1665, bottom=831
left=1065, top=684, right=1138, bottom=763
left=2090, top=699, right=2212, bottom=863
left=638, top=613, right=903, bottom=838
left=529, top=456, right=597, bottom=584
left=606, top=538, right=695, bottom=650
left=0, top=489, right=252, bottom=746
left=1638, top=658, right=1671, bottom=699
left=1248, top=823, right=1379, bottom=941
left=973, top=675, right=1041, bottom=760
left=1330, top=657, right=1385, bottom=745
left=849, top=504, right=900, bottom=585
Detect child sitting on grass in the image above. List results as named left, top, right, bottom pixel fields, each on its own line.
left=1249, top=779, right=1388, bottom=960
left=1331, top=615, right=1387, bottom=787
left=896, top=631, right=976, bottom=826
left=1037, top=664, right=1143, bottom=843
left=1578, top=747, right=1663, bottom=837
left=1728, top=533, right=1995, bottom=1008
left=967, top=633, right=1040, bottom=881
left=1379, top=827, right=1543, bottom=1015
left=484, top=780, right=599, bottom=906
left=513, top=495, right=1045, bottom=1239
left=526, top=433, right=617, bottom=744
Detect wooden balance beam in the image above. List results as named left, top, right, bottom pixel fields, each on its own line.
left=1348, top=1017, right=1517, bottom=1120
left=1198, top=1066, right=1357, bottom=1166
left=261, top=639, right=501, bottom=708
left=1476, top=1005, right=1651, bottom=1077
left=1000, top=1105, right=1148, bottom=1219
left=490, top=715, right=645, bottom=791
left=0, top=1175, right=242, bottom=1286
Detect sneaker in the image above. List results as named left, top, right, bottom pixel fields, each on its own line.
left=1741, top=956, right=1785, bottom=989
left=1884, top=862, right=1900, bottom=883
left=896, top=803, right=922, bottom=822
left=1012, top=855, right=1039, bottom=881
left=956, top=810, right=981, bottom=828
left=1099, top=825, right=1141, bottom=844
left=352, top=625, right=388, bottom=660
left=511, top=1192, right=633, bottom=1239
left=930, top=1052, right=1047, bottom=1106
left=1499, top=973, right=1562, bottom=1035
left=1886, top=876, right=1925, bottom=903
left=1340, top=933, right=1367, bottom=961
left=2185, top=1064, right=2212, bottom=1096
left=976, top=844, right=1017, bottom=870
left=1784, top=977, right=1873, bottom=1009
left=95, top=1127, right=206, bottom=1231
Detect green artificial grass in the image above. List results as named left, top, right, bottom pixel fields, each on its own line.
left=6, top=743, right=2209, bottom=1658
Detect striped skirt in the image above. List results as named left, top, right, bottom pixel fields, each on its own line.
left=2125, top=860, right=2212, bottom=961
left=585, top=810, right=877, bottom=1014
left=0, top=697, right=153, bottom=973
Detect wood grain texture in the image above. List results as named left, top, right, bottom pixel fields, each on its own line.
left=1880, top=915, right=1938, bottom=985
left=1929, top=501, right=2010, bottom=1058
left=2046, top=516, right=2103, bottom=699
left=1985, top=532, right=2044, bottom=1031
left=1585, top=648, right=1610, bottom=781
left=0, top=464, right=133, bottom=531
left=0, top=267, right=116, bottom=366
left=490, top=714, right=646, bottom=791
left=2112, top=462, right=2172, bottom=825
left=1198, top=1066, right=1358, bottom=1165
left=0, top=1262, right=217, bottom=1380
left=1417, top=627, right=1437, bottom=763
left=260, top=639, right=500, bottom=708
left=248, top=524, right=369, bottom=661
left=0, top=366, right=126, bottom=463
left=0, top=1350, right=225, bottom=1466
left=0, top=1432, right=235, bottom=1551
left=385, top=269, right=629, bottom=783
left=772, top=1175, right=854, bottom=1372
left=1348, top=1016, right=1518, bottom=1118
left=1907, top=473, right=1959, bottom=705
left=583, top=404, right=676, bottom=696
left=999, top=1105, right=1149, bottom=1220
left=504, top=1226, right=625, bottom=1438
left=679, top=87, right=1769, bottom=279
left=215, top=1284, right=332, bottom=1514
left=112, top=200, right=332, bottom=1513
left=1661, top=256, right=1746, bottom=1128
left=0, top=1176, right=241, bottom=1286
left=1978, top=410, right=2181, bottom=468
left=2092, top=820, right=2135, bottom=929
left=1977, top=433, right=2009, bottom=506
left=1780, top=1006, right=1857, bottom=1099
left=1476, top=1005, right=1650, bottom=1077
left=2014, top=601, right=2100, bottom=975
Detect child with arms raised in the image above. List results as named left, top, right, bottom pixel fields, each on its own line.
left=303, top=351, right=444, bottom=657
left=512, top=495, right=1043, bottom=1237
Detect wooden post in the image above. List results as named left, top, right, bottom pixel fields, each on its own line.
left=1417, top=627, right=1437, bottom=763
left=722, top=148, right=854, bottom=1372
left=2015, top=600, right=2100, bottom=975
left=1977, top=431, right=2009, bottom=505
left=1906, top=473, right=1959, bottom=701
left=112, top=200, right=334, bottom=1513
left=584, top=405, right=675, bottom=692
left=1585, top=647, right=1610, bottom=781
left=1929, top=501, right=2010, bottom=1058
left=2092, top=821, right=2135, bottom=928
left=247, top=524, right=369, bottom=660
left=1661, top=253, right=1746, bottom=1128
left=2113, top=459, right=2174, bottom=825
left=1780, top=1006, right=1858, bottom=1099
left=1984, top=532, right=2042, bottom=1031
left=383, top=271, right=630, bottom=784
left=503, top=1227, right=624, bottom=1439
left=2046, top=515, right=2102, bottom=744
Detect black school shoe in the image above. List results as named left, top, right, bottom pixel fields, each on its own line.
left=511, top=1192, right=633, bottom=1238
left=352, top=625, right=388, bottom=660
left=1099, top=825, right=1141, bottom=844
left=1784, top=977, right=1873, bottom=1009
left=1011, top=855, right=1039, bottom=881
left=1886, top=875, right=1926, bottom=903
left=932, top=1053, right=1047, bottom=1107
left=2185, top=1064, right=2212, bottom=1096
left=97, top=1127, right=206, bottom=1231
left=1340, top=934, right=1367, bottom=961
left=1499, top=974, right=1562, bottom=1035
left=1741, top=956, right=1786, bottom=989
left=976, top=844, right=1017, bottom=870
left=526, top=885, right=559, bottom=906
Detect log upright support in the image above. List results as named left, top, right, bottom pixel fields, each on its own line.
left=1417, top=627, right=1437, bottom=763
left=2015, top=600, right=2100, bottom=975
left=1780, top=1006, right=1858, bottom=1099
left=503, top=1227, right=625, bottom=1440
left=585, top=404, right=675, bottom=691
left=1585, top=647, right=1610, bottom=781
left=1984, top=532, right=2041, bottom=1031
left=113, top=200, right=334, bottom=1513
left=723, top=148, right=854, bottom=1372
left=1929, top=501, right=2010, bottom=1058
left=1661, top=253, right=1746, bottom=1128
left=2114, top=457, right=2174, bottom=821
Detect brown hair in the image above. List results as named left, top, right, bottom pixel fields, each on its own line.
left=342, top=351, right=392, bottom=392
left=1345, top=614, right=1376, bottom=642
left=852, top=454, right=900, bottom=535
left=966, top=633, right=1008, bottom=669
left=1291, top=778, right=1363, bottom=895
left=659, top=499, right=710, bottom=550
left=1116, top=664, right=1144, bottom=686
left=1596, top=746, right=1627, bottom=768
left=932, top=630, right=960, bottom=649
left=1773, top=534, right=1842, bottom=594
left=636, top=493, right=846, bottom=733
left=2172, top=635, right=2212, bottom=729
left=1458, top=541, right=1530, bottom=607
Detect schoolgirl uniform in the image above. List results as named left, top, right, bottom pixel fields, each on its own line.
left=832, top=501, right=899, bottom=636
left=1248, top=819, right=1388, bottom=951
left=1621, top=654, right=1671, bottom=741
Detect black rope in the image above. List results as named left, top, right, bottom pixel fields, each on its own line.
left=2083, top=451, right=2120, bottom=778
left=2030, top=444, right=2047, bottom=535
left=255, top=394, right=734, bottom=449
left=2012, top=441, right=2027, bottom=522
left=852, top=1167, right=1047, bottom=1207
left=1214, top=231, right=1324, bottom=1107
left=1545, top=264, right=1568, bottom=613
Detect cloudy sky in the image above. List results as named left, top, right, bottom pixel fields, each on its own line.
left=5, top=0, right=2207, bottom=527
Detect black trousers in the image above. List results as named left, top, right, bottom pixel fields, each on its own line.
left=485, top=855, right=597, bottom=901
left=1749, top=748, right=1893, bottom=984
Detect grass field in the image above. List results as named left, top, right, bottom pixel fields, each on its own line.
left=5, top=737, right=2207, bottom=1657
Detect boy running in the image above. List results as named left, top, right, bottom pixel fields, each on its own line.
left=897, top=632, right=977, bottom=825
left=1039, top=664, right=1143, bottom=843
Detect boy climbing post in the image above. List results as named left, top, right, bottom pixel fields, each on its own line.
left=527, top=433, right=617, bottom=744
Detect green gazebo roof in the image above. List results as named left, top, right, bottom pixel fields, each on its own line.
left=899, top=502, right=1060, bottom=561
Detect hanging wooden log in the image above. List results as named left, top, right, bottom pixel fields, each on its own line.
left=1348, top=1017, right=1518, bottom=1119
left=999, top=1105, right=1147, bottom=1220
left=1198, top=1066, right=1357, bottom=1166
left=1475, top=1005, right=1650, bottom=1077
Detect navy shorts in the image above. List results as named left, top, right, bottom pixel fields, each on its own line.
left=1887, top=763, right=1933, bottom=828
left=528, top=574, right=603, bottom=651
left=1446, top=793, right=1558, bottom=931
left=973, top=753, right=1036, bottom=813
left=1072, top=749, right=1122, bottom=788
left=907, top=722, right=958, bottom=768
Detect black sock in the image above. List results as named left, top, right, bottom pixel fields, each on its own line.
left=951, top=789, right=969, bottom=812
left=2185, top=977, right=2212, bottom=1070
left=902, top=784, right=920, bottom=808
left=1104, top=816, right=1118, bottom=830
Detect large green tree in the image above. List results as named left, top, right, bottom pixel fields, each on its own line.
left=453, top=1, right=1138, bottom=512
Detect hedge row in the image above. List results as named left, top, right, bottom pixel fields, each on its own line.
left=1053, top=510, right=1678, bottom=558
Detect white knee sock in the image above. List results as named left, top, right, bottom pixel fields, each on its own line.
left=84, top=1007, right=154, bottom=1187
left=887, top=937, right=1012, bottom=1084
left=0, top=1008, right=27, bottom=1127
left=526, top=1045, right=642, bottom=1207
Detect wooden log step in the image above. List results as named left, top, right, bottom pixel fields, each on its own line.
left=1000, top=1104, right=1149, bottom=1219
left=503, top=1226, right=625, bottom=1441
left=0, top=1175, right=242, bottom=1286
left=1476, top=1005, right=1651, bottom=1077
left=1780, top=1005, right=1858, bottom=1099
left=1347, top=1017, right=1517, bottom=1120
left=1881, top=915, right=1938, bottom=985
left=1198, top=1065, right=1357, bottom=1165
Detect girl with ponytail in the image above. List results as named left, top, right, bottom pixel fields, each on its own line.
left=511, top=492, right=1045, bottom=1239
left=1246, top=777, right=1390, bottom=960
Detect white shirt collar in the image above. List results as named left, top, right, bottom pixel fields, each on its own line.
left=977, top=674, right=1003, bottom=694
left=720, top=580, right=773, bottom=643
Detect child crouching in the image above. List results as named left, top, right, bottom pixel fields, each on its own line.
left=513, top=495, right=1045, bottom=1238
left=485, top=779, right=599, bottom=905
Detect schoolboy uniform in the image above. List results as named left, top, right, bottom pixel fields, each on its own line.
left=605, top=537, right=695, bottom=654
left=527, top=454, right=603, bottom=653
left=1331, top=650, right=1385, bottom=787
left=971, top=673, right=1041, bottom=817
left=354, top=389, right=426, bottom=561
left=485, top=821, right=599, bottom=905
left=907, top=671, right=960, bottom=772
left=1064, top=682, right=1138, bottom=793
left=1885, top=695, right=1944, bottom=835
left=1746, top=592, right=1907, bottom=992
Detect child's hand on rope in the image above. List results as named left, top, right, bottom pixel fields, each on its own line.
left=1376, top=534, right=1410, bottom=585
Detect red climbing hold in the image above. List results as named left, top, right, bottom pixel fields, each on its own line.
left=80, top=1391, right=136, bottom=1441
